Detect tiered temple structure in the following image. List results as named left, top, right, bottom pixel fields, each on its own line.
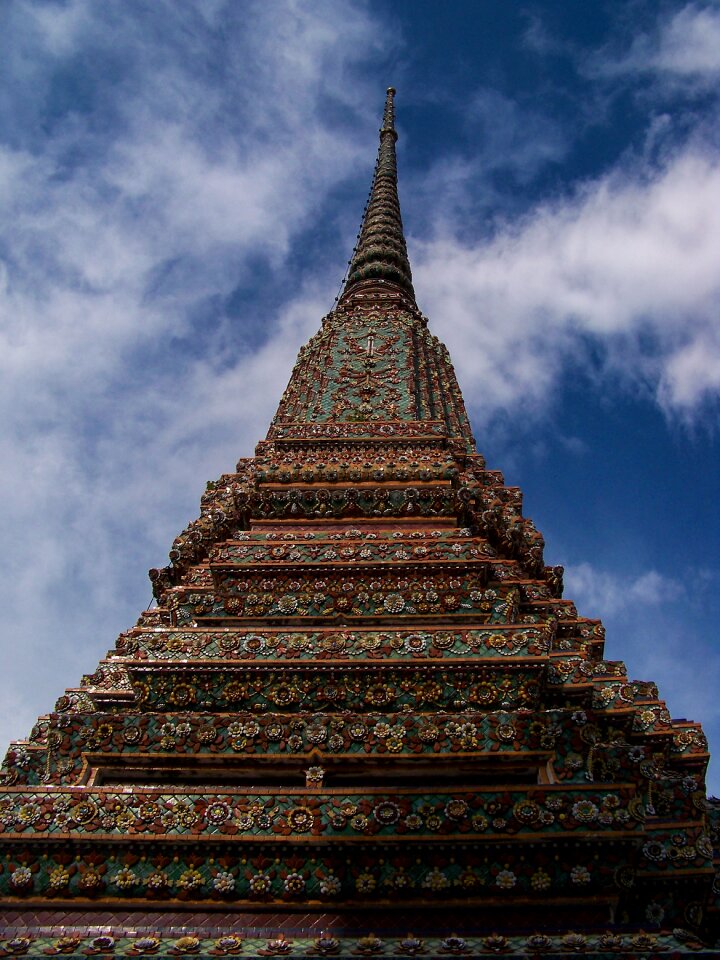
left=2, top=89, right=720, bottom=958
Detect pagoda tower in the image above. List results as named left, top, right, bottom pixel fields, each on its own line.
left=1, top=89, right=719, bottom=958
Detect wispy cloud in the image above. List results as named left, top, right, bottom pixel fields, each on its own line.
left=0, top=0, right=390, bottom=747
left=565, top=563, right=683, bottom=617
left=597, top=2, right=720, bottom=83
left=566, top=560, right=720, bottom=786
left=1, top=0, right=718, bottom=800
left=406, top=87, right=569, bottom=231
left=414, top=141, right=720, bottom=423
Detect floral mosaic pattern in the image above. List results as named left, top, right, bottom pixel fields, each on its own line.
left=181, top=576, right=521, bottom=623
left=0, top=839, right=634, bottom=901
left=233, top=485, right=461, bottom=522
left=270, top=419, right=452, bottom=440
left=5, top=709, right=662, bottom=788
left=0, top=785, right=642, bottom=841
left=269, top=306, right=473, bottom=440
left=0, top=272, right=714, bottom=940
left=117, top=626, right=550, bottom=663
left=254, top=451, right=460, bottom=484
left=0, top=930, right=708, bottom=957
left=212, top=533, right=497, bottom=565
left=131, top=665, right=542, bottom=712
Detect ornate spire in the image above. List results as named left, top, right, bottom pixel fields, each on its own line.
left=341, top=87, right=415, bottom=300
left=1, top=80, right=717, bottom=955
left=267, top=88, right=473, bottom=445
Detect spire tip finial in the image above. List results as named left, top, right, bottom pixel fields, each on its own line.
left=382, top=87, right=397, bottom=136
left=340, top=86, right=415, bottom=302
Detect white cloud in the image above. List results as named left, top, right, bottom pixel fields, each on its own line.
left=0, top=0, right=718, bottom=807
left=413, top=144, right=720, bottom=423
left=464, top=89, right=568, bottom=179
left=565, top=560, right=720, bottom=792
left=659, top=333, right=720, bottom=408
left=0, top=0, right=389, bottom=750
left=609, top=3, right=720, bottom=81
left=564, top=563, right=683, bottom=617
left=404, top=88, right=569, bottom=235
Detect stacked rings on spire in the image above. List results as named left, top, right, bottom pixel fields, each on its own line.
left=343, top=89, right=415, bottom=299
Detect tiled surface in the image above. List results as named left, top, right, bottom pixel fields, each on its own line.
left=0, top=932, right=713, bottom=958
left=0, top=903, right=611, bottom=937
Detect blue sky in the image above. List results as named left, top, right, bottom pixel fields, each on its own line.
left=1, top=0, right=719, bottom=789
